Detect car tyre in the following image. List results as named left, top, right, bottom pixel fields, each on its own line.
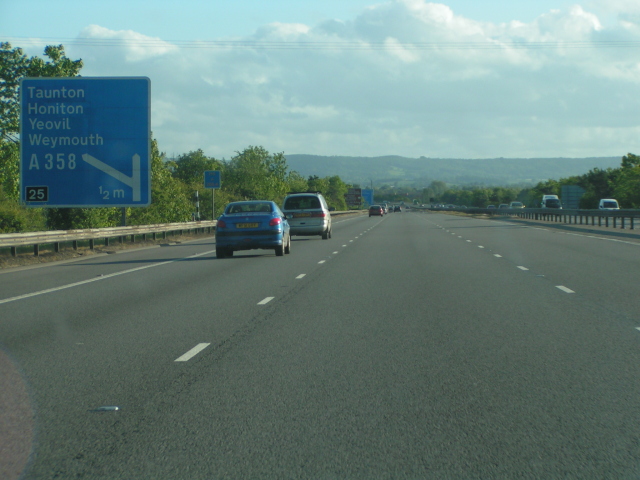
left=216, top=247, right=227, bottom=258
left=284, top=235, right=291, bottom=254
left=275, top=243, right=285, bottom=256
left=322, top=229, right=329, bottom=240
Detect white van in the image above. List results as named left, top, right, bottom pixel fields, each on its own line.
left=598, top=199, right=620, bottom=210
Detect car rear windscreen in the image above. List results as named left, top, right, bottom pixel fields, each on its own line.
left=284, top=197, right=321, bottom=209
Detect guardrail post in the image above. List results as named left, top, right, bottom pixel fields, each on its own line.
left=130, top=234, right=135, bottom=243
left=54, top=242, right=60, bottom=253
left=621, top=217, right=626, bottom=229
left=11, top=247, right=17, bottom=257
left=105, top=237, right=110, bottom=246
left=34, top=244, right=39, bottom=256
left=119, top=236, right=124, bottom=244
left=598, top=216, right=602, bottom=227
left=605, top=217, right=609, bottom=227
left=631, top=217, right=635, bottom=230
left=89, top=239, right=95, bottom=250
left=73, top=240, right=78, bottom=250
left=613, top=217, right=617, bottom=228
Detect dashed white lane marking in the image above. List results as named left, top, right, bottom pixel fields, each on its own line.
left=342, top=245, right=347, bottom=247
left=333, top=251, right=339, bottom=254
left=636, top=327, right=640, bottom=332
left=466, top=240, right=472, bottom=242
left=296, top=274, right=306, bottom=279
left=318, top=260, right=326, bottom=264
left=258, top=297, right=275, bottom=305
left=175, top=343, right=210, bottom=362
left=556, top=286, right=575, bottom=293
left=494, top=254, right=502, bottom=258
left=478, top=246, right=484, bottom=249
left=517, top=266, right=529, bottom=271
left=0, top=250, right=216, bottom=306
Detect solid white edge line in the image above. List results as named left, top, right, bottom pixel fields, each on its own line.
left=517, top=266, right=529, bottom=271
left=296, top=274, right=306, bottom=279
left=0, top=250, right=217, bottom=306
left=318, top=260, right=326, bottom=264
left=175, top=343, right=211, bottom=362
left=556, top=286, right=575, bottom=293
left=494, top=254, right=502, bottom=258
left=258, top=296, right=275, bottom=305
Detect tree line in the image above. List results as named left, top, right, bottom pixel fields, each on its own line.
left=425, top=154, right=640, bottom=209
left=0, top=43, right=348, bottom=233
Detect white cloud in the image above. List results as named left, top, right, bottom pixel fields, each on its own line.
left=78, top=25, right=178, bottom=62
left=66, top=1, right=640, bottom=160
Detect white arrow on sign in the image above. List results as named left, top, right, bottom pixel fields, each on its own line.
left=82, top=154, right=141, bottom=202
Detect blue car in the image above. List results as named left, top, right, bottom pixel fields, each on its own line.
left=215, top=200, right=291, bottom=258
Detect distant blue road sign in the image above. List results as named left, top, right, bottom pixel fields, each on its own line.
left=362, top=189, right=374, bottom=206
left=204, top=170, right=221, bottom=189
left=20, top=77, right=151, bottom=207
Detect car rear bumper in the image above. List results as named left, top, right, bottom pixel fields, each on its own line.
left=216, top=232, right=284, bottom=250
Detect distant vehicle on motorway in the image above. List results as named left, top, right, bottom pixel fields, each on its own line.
left=282, top=191, right=332, bottom=239
left=215, top=201, right=291, bottom=258
left=394, top=206, right=401, bottom=212
left=487, top=205, right=496, bottom=209
left=541, top=195, right=562, bottom=209
left=369, top=205, right=384, bottom=216
left=598, top=199, right=620, bottom=210
left=498, top=204, right=509, bottom=209
left=509, top=201, right=525, bottom=208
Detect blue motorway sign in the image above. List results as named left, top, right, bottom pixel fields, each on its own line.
left=20, top=77, right=150, bottom=207
left=204, top=170, right=221, bottom=189
left=362, top=189, right=374, bottom=206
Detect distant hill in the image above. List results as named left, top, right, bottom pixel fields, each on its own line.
left=283, top=154, right=622, bottom=187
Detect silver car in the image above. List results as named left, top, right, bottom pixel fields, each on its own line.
left=282, top=192, right=332, bottom=239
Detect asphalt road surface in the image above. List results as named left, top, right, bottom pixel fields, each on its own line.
left=2, top=210, right=640, bottom=479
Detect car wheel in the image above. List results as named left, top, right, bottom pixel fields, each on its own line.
left=322, top=229, right=329, bottom=240
left=284, top=235, right=291, bottom=254
left=275, top=243, right=285, bottom=256
left=216, top=247, right=226, bottom=258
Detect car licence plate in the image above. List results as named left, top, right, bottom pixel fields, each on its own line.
left=294, top=213, right=311, bottom=217
left=237, top=223, right=259, bottom=228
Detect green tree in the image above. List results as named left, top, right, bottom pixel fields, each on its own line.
left=128, top=139, right=192, bottom=225
left=171, top=149, right=222, bottom=186
left=224, top=146, right=290, bottom=203
left=613, top=153, right=640, bottom=208
left=325, top=175, right=348, bottom=210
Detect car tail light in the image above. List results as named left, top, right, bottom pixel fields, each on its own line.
left=217, top=219, right=226, bottom=228
left=311, top=212, right=326, bottom=217
left=269, top=217, right=282, bottom=226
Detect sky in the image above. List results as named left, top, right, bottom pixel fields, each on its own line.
left=3, top=0, right=640, bottom=160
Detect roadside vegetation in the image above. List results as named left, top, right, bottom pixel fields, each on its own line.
left=1, top=42, right=639, bottom=233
